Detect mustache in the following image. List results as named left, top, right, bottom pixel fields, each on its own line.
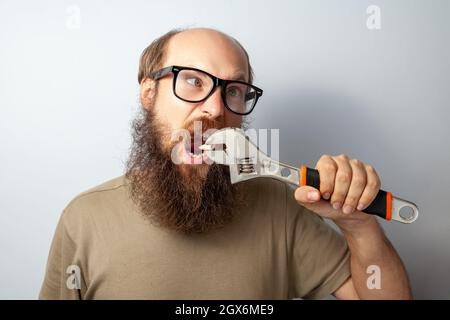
left=183, top=116, right=225, bottom=133
left=170, top=116, right=226, bottom=146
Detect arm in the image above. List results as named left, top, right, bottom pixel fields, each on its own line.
left=334, top=216, right=411, bottom=299
left=39, top=211, right=83, bottom=300
left=295, top=154, right=412, bottom=300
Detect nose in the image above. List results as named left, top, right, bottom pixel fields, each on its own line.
left=199, top=87, right=225, bottom=119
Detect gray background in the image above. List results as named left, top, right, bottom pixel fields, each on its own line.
left=0, top=0, right=449, bottom=299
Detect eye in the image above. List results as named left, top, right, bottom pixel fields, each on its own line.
left=227, top=86, right=242, bottom=97
left=186, top=77, right=203, bottom=87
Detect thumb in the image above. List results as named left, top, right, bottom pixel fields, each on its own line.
left=294, top=186, right=321, bottom=204
left=294, top=186, right=344, bottom=221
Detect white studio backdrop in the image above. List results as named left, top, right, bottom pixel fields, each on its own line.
left=0, top=0, right=449, bottom=299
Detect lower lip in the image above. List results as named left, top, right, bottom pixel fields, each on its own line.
left=180, top=145, right=209, bottom=165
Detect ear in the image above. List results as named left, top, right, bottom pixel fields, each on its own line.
left=139, top=78, right=156, bottom=111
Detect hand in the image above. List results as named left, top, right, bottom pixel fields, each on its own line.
left=294, top=154, right=381, bottom=229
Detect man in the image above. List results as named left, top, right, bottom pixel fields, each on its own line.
left=39, top=28, right=411, bottom=299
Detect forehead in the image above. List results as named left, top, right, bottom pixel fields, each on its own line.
left=163, top=29, right=249, bottom=82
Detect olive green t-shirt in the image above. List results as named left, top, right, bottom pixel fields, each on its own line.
left=39, top=175, right=350, bottom=300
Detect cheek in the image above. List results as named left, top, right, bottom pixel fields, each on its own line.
left=224, top=113, right=243, bottom=127
left=154, top=91, right=193, bottom=131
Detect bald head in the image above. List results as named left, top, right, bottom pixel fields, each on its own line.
left=163, top=28, right=248, bottom=83
left=171, top=28, right=244, bottom=54
left=138, top=27, right=253, bottom=84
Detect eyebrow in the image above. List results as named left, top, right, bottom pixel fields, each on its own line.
left=230, top=72, right=247, bottom=82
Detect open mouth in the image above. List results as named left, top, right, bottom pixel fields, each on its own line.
left=176, top=123, right=219, bottom=164
left=183, top=132, right=207, bottom=159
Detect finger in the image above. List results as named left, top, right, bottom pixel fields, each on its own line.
left=342, top=159, right=367, bottom=215
left=330, top=154, right=352, bottom=211
left=295, top=187, right=347, bottom=221
left=314, top=154, right=337, bottom=200
left=357, top=164, right=381, bottom=211
left=294, top=186, right=321, bottom=204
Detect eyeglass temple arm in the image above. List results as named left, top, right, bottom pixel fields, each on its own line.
left=244, top=90, right=263, bottom=102
left=245, top=91, right=256, bottom=102
left=151, top=66, right=173, bottom=80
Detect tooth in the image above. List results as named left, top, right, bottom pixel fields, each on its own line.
left=188, top=152, right=202, bottom=158
left=199, top=145, right=212, bottom=151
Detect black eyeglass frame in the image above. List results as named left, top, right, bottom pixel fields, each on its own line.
left=150, top=65, right=263, bottom=116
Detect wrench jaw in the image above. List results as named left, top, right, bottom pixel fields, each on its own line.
left=203, top=127, right=260, bottom=166
left=203, top=127, right=301, bottom=186
left=203, top=127, right=270, bottom=184
left=202, top=128, right=233, bottom=165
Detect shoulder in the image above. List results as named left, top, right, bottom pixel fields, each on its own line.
left=73, top=175, right=127, bottom=198
left=65, top=175, right=128, bottom=209
left=59, top=175, right=131, bottom=232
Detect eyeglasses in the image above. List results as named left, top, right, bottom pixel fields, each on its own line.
left=150, top=65, right=263, bottom=115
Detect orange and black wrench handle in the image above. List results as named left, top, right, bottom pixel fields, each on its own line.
left=300, top=165, right=419, bottom=223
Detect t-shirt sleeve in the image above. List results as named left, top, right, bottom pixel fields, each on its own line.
left=285, top=185, right=351, bottom=299
left=39, top=210, right=85, bottom=300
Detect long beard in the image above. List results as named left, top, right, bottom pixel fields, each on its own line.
left=125, top=107, right=244, bottom=234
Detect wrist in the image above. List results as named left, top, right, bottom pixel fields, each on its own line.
left=338, top=216, right=389, bottom=263
left=337, top=215, right=381, bottom=240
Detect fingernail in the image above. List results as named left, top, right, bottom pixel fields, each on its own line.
left=357, top=203, right=365, bottom=211
left=332, top=202, right=342, bottom=210
left=307, top=191, right=319, bottom=201
left=323, top=193, right=330, bottom=200
left=343, top=205, right=354, bottom=214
